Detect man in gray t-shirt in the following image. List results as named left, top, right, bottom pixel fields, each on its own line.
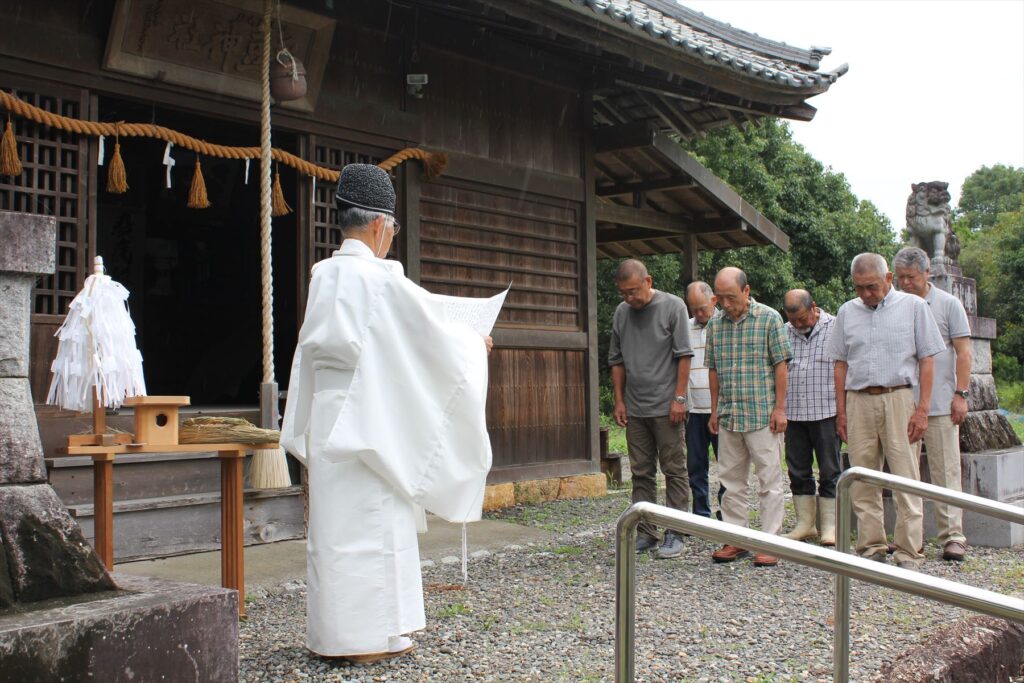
left=608, top=260, right=693, bottom=559
left=894, top=247, right=973, bottom=561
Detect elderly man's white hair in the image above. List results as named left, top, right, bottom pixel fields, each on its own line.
left=893, top=246, right=931, bottom=274
left=850, top=252, right=888, bottom=278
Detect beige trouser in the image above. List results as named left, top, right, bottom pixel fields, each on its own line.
left=718, top=426, right=786, bottom=535
left=919, top=415, right=965, bottom=546
left=846, top=389, right=924, bottom=563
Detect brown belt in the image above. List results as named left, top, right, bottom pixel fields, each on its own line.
left=854, top=384, right=911, bottom=395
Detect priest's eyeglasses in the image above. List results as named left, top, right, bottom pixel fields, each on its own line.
left=389, top=216, right=401, bottom=236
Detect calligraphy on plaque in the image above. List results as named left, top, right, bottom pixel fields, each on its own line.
left=103, top=0, right=334, bottom=113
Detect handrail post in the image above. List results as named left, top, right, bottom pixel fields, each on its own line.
left=834, top=474, right=855, bottom=683
left=615, top=504, right=642, bottom=683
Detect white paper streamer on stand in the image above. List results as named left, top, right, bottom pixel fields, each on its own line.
left=46, top=256, right=147, bottom=412
left=97, top=135, right=105, bottom=166
left=162, top=142, right=176, bottom=188
left=244, top=158, right=251, bottom=185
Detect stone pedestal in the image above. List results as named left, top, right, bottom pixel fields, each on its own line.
left=0, top=575, right=239, bottom=683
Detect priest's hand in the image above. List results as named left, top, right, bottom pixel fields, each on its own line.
left=483, top=335, right=493, bottom=355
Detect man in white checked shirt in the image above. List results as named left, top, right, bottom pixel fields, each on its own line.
left=827, top=253, right=945, bottom=570
left=685, top=281, right=723, bottom=520
left=781, top=289, right=841, bottom=546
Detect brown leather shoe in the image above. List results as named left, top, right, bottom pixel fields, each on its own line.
left=753, top=553, right=778, bottom=567
left=942, top=541, right=967, bottom=561
left=711, top=544, right=749, bottom=563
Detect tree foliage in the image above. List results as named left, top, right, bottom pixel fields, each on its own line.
left=956, top=165, right=1024, bottom=379
left=595, top=119, right=897, bottom=410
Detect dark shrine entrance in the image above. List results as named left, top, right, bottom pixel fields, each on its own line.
left=96, top=99, right=298, bottom=406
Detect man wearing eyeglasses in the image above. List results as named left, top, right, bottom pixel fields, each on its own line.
left=281, top=164, right=493, bottom=663
left=609, top=259, right=693, bottom=559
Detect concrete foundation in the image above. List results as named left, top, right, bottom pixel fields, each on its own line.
left=0, top=574, right=238, bottom=683
left=883, top=446, right=1024, bottom=548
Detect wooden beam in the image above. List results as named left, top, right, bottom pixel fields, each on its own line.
left=646, top=133, right=790, bottom=251
left=638, top=91, right=705, bottom=139
left=592, top=120, right=657, bottom=153
left=596, top=218, right=743, bottom=243
left=595, top=202, right=682, bottom=232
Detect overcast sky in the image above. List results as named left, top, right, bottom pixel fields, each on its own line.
left=681, top=0, right=1024, bottom=231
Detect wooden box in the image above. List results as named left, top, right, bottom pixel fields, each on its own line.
left=123, top=396, right=190, bottom=446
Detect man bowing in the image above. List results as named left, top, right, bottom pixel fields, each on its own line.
left=281, top=164, right=493, bottom=663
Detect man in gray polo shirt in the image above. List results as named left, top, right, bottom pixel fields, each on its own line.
left=827, top=253, right=945, bottom=569
left=609, top=259, right=693, bottom=559
left=894, top=247, right=972, bottom=561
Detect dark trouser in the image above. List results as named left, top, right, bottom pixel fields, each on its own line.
left=784, top=417, right=842, bottom=498
left=685, top=411, right=722, bottom=518
left=627, top=415, right=690, bottom=540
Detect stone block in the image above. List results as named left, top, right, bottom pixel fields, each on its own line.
left=0, top=277, right=33, bottom=378
left=513, top=478, right=561, bottom=505
left=967, top=373, right=998, bottom=412
left=0, top=484, right=115, bottom=603
left=0, top=574, right=238, bottom=683
left=967, top=314, right=997, bottom=340
left=931, top=272, right=977, bottom=315
left=483, top=483, right=515, bottom=511
left=0, top=211, right=56, bottom=275
left=873, top=616, right=1024, bottom=682
left=960, top=410, right=1020, bottom=453
left=557, top=473, right=607, bottom=500
left=970, top=338, right=992, bottom=374
left=0, top=377, right=46, bottom=484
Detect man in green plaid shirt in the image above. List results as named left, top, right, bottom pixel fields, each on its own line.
left=705, top=267, right=792, bottom=567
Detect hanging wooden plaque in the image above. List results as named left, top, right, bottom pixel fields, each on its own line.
left=103, top=0, right=334, bottom=113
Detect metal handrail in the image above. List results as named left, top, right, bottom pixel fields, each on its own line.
left=834, top=465, right=1024, bottom=681
left=615, top=501, right=1024, bottom=683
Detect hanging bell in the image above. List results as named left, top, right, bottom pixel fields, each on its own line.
left=270, top=50, right=308, bottom=102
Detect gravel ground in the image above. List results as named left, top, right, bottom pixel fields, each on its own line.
left=239, top=483, right=1024, bottom=683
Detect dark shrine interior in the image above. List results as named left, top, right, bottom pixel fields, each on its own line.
left=96, top=98, right=298, bottom=405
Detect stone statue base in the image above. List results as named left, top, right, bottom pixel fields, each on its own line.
left=0, top=575, right=238, bottom=683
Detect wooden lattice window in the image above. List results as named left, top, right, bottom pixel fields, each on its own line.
left=0, top=86, right=90, bottom=316
left=310, top=137, right=396, bottom=264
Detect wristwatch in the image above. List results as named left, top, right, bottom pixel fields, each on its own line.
left=673, top=395, right=688, bottom=405
left=954, top=389, right=969, bottom=398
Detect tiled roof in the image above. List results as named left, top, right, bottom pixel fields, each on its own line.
left=565, top=0, right=848, bottom=91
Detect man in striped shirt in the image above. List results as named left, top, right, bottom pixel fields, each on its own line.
left=827, top=253, right=945, bottom=569
left=706, top=267, right=792, bottom=567
left=781, top=289, right=840, bottom=546
left=685, top=281, right=723, bottom=520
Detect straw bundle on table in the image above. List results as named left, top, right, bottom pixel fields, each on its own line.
left=179, top=416, right=280, bottom=445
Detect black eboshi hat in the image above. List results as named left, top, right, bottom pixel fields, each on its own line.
left=334, top=163, right=396, bottom=215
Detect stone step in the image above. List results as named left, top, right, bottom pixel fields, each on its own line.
left=67, top=486, right=305, bottom=563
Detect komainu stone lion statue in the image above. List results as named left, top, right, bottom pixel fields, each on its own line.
left=906, top=181, right=954, bottom=270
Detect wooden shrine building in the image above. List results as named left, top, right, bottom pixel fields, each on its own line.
left=0, top=0, right=844, bottom=560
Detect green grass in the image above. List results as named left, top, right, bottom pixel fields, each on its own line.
left=436, top=602, right=471, bottom=618
left=997, top=380, right=1024, bottom=413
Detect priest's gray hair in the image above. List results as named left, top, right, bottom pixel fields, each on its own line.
left=850, top=253, right=888, bottom=278
left=893, top=247, right=931, bottom=274
left=339, top=206, right=388, bottom=234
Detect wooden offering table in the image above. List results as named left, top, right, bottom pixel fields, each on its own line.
left=56, top=396, right=275, bottom=617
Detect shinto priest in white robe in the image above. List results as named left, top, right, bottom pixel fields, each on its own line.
left=280, top=238, right=492, bottom=656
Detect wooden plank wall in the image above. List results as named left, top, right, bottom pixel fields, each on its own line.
left=419, top=179, right=589, bottom=473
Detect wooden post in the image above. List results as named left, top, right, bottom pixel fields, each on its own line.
left=92, top=391, right=106, bottom=436
left=92, top=452, right=115, bottom=570
left=219, top=449, right=246, bottom=617
left=680, top=234, right=698, bottom=288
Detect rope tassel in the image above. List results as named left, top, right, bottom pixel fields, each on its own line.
left=271, top=167, right=291, bottom=217
left=106, top=141, right=128, bottom=193
left=1, top=116, right=22, bottom=177
left=188, top=158, right=211, bottom=209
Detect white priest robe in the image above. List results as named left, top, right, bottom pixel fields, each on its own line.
left=280, top=239, right=492, bottom=657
